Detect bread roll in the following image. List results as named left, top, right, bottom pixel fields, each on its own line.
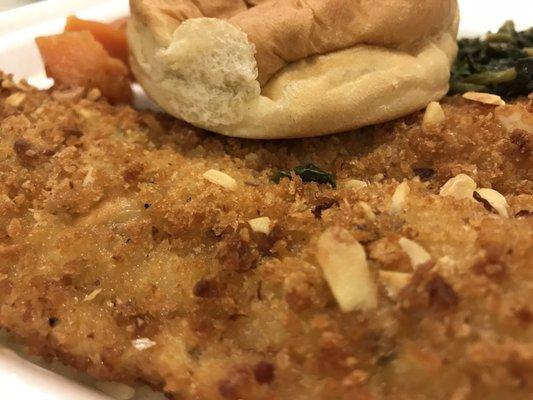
left=128, top=0, right=459, bottom=139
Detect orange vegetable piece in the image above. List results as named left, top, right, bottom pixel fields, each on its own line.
left=65, top=16, right=129, bottom=66
left=110, top=17, right=128, bottom=31
left=36, top=31, right=132, bottom=104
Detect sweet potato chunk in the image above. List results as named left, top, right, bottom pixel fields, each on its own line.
left=36, top=31, right=132, bottom=104
left=110, top=17, right=128, bottom=31
left=65, top=16, right=129, bottom=66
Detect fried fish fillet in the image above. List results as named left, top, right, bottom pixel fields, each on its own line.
left=0, top=74, right=532, bottom=400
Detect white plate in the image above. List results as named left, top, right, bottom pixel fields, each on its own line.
left=0, top=1, right=531, bottom=399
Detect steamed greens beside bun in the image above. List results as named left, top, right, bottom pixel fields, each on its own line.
left=450, top=21, right=533, bottom=98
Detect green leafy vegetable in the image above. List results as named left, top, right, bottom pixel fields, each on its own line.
left=462, top=68, right=516, bottom=85
left=450, top=21, right=533, bottom=98
left=271, top=170, right=292, bottom=184
left=272, top=163, right=336, bottom=187
left=294, top=164, right=337, bottom=187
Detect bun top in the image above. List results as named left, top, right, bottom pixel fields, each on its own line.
left=131, top=0, right=458, bottom=85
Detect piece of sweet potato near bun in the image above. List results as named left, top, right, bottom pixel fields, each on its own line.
left=109, top=17, right=128, bottom=31
left=65, top=16, right=129, bottom=66
left=36, top=31, right=132, bottom=104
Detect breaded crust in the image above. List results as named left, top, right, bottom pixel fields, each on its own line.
left=0, top=74, right=532, bottom=399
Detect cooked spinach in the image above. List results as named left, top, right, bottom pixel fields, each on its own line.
left=271, top=170, right=292, bottom=183
left=450, top=21, right=533, bottom=98
left=272, top=163, right=336, bottom=187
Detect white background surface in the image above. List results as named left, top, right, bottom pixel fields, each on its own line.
left=0, top=0, right=531, bottom=399
left=0, top=0, right=34, bottom=12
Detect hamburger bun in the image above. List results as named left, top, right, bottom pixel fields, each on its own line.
left=128, top=0, right=459, bottom=139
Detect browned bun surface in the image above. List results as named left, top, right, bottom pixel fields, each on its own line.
left=231, top=0, right=458, bottom=85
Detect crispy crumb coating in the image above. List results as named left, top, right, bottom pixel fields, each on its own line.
left=0, top=73, right=532, bottom=400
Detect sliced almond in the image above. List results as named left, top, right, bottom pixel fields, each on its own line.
left=475, top=188, right=509, bottom=218
left=86, top=88, right=102, bottom=101
left=75, top=106, right=99, bottom=119
left=373, top=173, right=385, bottom=182
left=202, top=169, right=237, bottom=191
left=379, top=270, right=412, bottom=298
left=462, top=91, right=505, bottom=106
left=439, top=174, right=476, bottom=200
left=82, top=167, right=94, bottom=187
left=5, top=92, right=26, bottom=107
left=83, top=288, right=102, bottom=302
left=316, top=227, right=377, bottom=312
left=390, top=181, right=410, bottom=214
left=359, top=201, right=376, bottom=221
left=131, top=337, right=156, bottom=351
left=422, top=101, right=445, bottom=128
left=398, top=237, right=432, bottom=268
left=344, top=179, right=368, bottom=190
left=248, top=216, right=272, bottom=235
left=52, top=87, right=85, bottom=102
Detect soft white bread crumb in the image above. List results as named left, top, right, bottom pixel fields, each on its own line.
left=156, top=18, right=260, bottom=126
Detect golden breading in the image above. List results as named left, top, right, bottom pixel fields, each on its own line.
left=0, top=72, right=532, bottom=400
